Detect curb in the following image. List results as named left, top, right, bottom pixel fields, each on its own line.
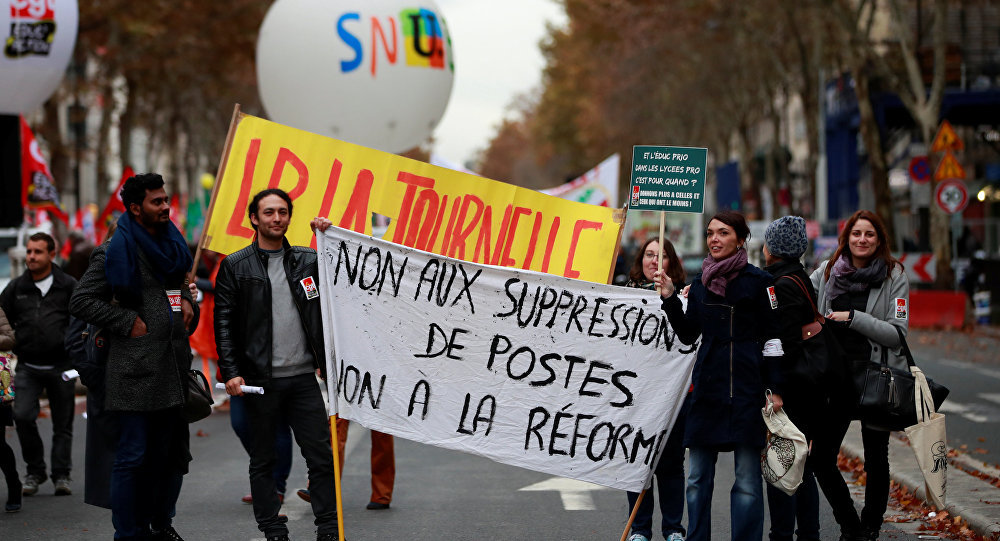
left=841, top=421, right=1000, bottom=539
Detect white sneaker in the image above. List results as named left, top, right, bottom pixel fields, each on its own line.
left=666, top=533, right=685, bottom=541
left=627, top=534, right=650, bottom=541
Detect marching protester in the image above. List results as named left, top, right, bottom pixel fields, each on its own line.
left=67, top=223, right=118, bottom=511
left=761, top=216, right=824, bottom=541
left=0, top=308, right=20, bottom=512
left=810, top=210, right=909, bottom=541
left=70, top=173, right=197, bottom=541
left=653, top=210, right=784, bottom=541
left=623, top=237, right=689, bottom=541
left=189, top=253, right=296, bottom=506
left=214, top=188, right=341, bottom=541
left=334, top=420, right=395, bottom=510
left=0, top=232, right=78, bottom=497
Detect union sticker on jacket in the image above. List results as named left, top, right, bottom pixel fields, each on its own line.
left=300, top=276, right=319, bottom=300
left=895, top=297, right=908, bottom=319
left=166, top=289, right=182, bottom=312
left=767, top=286, right=778, bottom=309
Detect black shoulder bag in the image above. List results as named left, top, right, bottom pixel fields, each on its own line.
left=779, top=275, right=845, bottom=388
left=854, top=326, right=950, bottom=431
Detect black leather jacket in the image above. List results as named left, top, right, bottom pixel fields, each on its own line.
left=214, top=237, right=326, bottom=386
left=0, top=266, right=77, bottom=368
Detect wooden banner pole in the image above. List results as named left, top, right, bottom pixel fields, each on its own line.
left=329, top=414, right=346, bottom=541
left=606, top=205, right=628, bottom=285
left=189, top=103, right=242, bottom=282
left=619, top=489, right=647, bottom=541
left=657, top=211, right=665, bottom=294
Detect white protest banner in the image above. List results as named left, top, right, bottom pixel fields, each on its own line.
left=541, top=153, right=620, bottom=207
left=317, top=226, right=697, bottom=491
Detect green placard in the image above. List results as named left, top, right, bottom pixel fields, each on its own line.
left=628, top=145, right=707, bottom=213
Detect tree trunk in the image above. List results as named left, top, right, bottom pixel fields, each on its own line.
left=40, top=98, right=72, bottom=200
left=852, top=67, right=896, bottom=247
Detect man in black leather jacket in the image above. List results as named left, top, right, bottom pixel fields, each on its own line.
left=214, top=188, right=339, bottom=541
left=0, top=232, right=77, bottom=496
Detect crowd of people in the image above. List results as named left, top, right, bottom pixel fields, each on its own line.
left=629, top=208, right=909, bottom=541
left=0, top=171, right=912, bottom=541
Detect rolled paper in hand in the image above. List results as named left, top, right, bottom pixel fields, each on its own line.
left=214, top=382, right=264, bottom=395
left=62, top=369, right=80, bottom=381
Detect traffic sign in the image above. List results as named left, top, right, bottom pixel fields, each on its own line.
left=628, top=145, right=707, bottom=213
left=896, top=253, right=936, bottom=283
left=908, top=156, right=930, bottom=183
left=934, top=179, right=969, bottom=214
left=931, top=119, right=963, bottom=152
left=934, top=151, right=966, bottom=180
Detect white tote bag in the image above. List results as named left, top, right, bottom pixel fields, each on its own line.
left=761, top=392, right=809, bottom=495
left=904, top=367, right=947, bottom=509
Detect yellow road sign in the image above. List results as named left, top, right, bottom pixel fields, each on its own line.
left=931, top=120, right=963, bottom=152
left=934, top=150, right=966, bottom=180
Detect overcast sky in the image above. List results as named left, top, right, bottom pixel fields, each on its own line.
left=432, top=0, right=566, bottom=167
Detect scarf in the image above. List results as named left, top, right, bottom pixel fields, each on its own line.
left=700, top=248, right=748, bottom=297
left=826, top=252, right=887, bottom=300
left=105, top=212, right=193, bottom=304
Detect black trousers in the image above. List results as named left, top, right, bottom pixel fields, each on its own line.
left=245, top=373, right=339, bottom=537
left=12, top=364, right=75, bottom=480
left=812, top=408, right=891, bottom=533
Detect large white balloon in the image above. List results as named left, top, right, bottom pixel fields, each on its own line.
left=0, top=0, right=79, bottom=115
left=256, top=0, right=455, bottom=154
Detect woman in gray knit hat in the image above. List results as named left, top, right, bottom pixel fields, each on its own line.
left=762, top=215, right=826, bottom=541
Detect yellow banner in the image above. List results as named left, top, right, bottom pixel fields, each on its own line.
left=204, top=114, right=620, bottom=283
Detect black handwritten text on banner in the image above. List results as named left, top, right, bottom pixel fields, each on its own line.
left=316, top=227, right=697, bottom=491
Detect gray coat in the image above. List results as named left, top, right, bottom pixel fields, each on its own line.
left=811, top=260, right=910, bottom=370
left=69, top=242, right=195, bottom=412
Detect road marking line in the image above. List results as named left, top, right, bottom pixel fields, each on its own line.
left=938, top=401, right=991, bottom=423
left=940, top=359, right=1000, bottom=380
left=518, top=477, right=611, bottom=511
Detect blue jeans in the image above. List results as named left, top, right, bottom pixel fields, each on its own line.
left=627, top=399, right=688, bottom=539
left=229, top=394, right=292, bottom=494
left=766, top=462, right=820, bottom=541
left=12, top=365, right=75, bottom=480
left=110, top=409, right=186, bottom=540
left=686, top=445, right=763, bottom=541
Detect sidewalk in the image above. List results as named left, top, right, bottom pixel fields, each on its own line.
left=842, top=422, right=1000, bottom=538
left=840, top=325, right=1000, bottom=539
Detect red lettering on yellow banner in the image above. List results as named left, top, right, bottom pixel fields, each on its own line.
left=338, top=169, right=374, bottom=233
left=393, top=172, right=435, bottom=244
left=521, top=212, right=544, bottom=270
left=226, top=138, right=262, bottom=240
left=564, top=220, right=602, bottom=279
left=541, top=217, right=560, bottom=274
left=310, top=160, right=344, bottom=250
left=500, top=206, right=532, bottom=268
left=408, top=188, right=439, bottom=249
left=269, top=148, right=309, bottom=200
left=440, top=195, right=461, bottom=256
left=448, top=195, right=483, bottom=260
left=420, top=194, right=449, bottom=252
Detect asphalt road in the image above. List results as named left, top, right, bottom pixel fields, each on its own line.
left=0, top=389, right=938, bottom=541
left=910, top=350, right=1000, bottom=468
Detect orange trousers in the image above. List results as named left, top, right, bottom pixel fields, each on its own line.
left=336, top=418, right=395, bottom=504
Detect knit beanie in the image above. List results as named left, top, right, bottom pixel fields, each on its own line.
left=764, top=216, right=808, bottom=259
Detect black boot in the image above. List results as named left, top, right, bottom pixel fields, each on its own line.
left=5, top=477, right=21, bottom=512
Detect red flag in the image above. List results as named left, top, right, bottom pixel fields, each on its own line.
left=20, top=116, right=68, bottom=225
left=170, top=194, right=183, bottom=231
left=96, top=166, right=134, bottom=240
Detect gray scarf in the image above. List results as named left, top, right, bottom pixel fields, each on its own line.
left=827, top=253, right=887, bottom=300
